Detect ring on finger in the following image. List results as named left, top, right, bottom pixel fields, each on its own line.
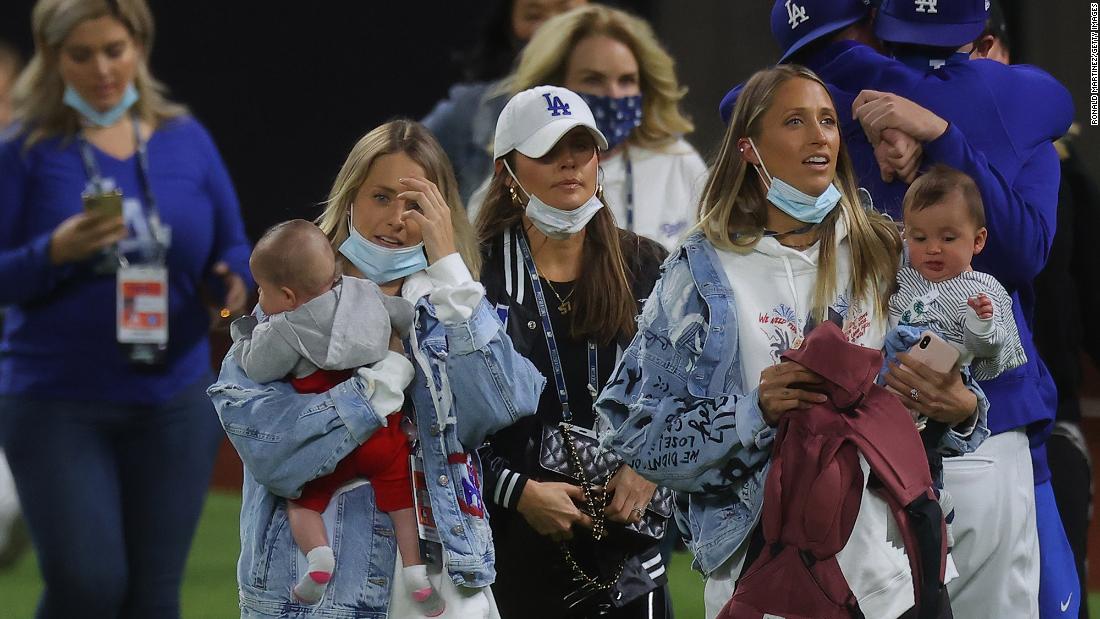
left=909, top=387, right=920, bottom=402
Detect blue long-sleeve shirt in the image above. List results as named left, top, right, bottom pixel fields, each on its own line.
left=799, top=42, right=1071, bottom=483
left=0, top=116, right=252, bottom=405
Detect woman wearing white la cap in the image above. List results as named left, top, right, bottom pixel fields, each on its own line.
left=475, top=85, right=671, bottom=618
left=465, top=4, right=705, bottom=252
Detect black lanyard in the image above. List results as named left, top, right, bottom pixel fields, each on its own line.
left=76, top=112, right=159, bottom=226
left=515, top=230, right=598, bottom=423
left=623, top=146, right=634, bottom=231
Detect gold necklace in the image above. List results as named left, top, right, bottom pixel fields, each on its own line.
left=541, top=274, right=576, bottom=315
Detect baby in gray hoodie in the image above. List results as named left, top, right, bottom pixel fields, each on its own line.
left=231, top=220, right=442, bottom=614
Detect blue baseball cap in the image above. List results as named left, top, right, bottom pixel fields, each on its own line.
left=771, top=0, right=873, bottom=63
left=874, top=0, right=989, bottom=48
left=718, top=84, right=743, bottom=125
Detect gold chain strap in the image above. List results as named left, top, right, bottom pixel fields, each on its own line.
left=557, top=423, right=626, bottom=592
left=559, top=422, right=610, bottom=539
left=560, top=542, right=626, bottom=593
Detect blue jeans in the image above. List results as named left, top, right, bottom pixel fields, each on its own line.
left=0, top=375, right=222, bottom=619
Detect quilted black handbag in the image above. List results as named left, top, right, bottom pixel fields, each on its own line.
left=538, top=422, right=674, bottom=547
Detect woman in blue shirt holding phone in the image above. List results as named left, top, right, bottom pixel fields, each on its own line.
left=0, top=0, right=251, bottom=616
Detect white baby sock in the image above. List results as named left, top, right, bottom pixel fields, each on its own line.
left=403, top=564, right=445, bottom=617
left=293, top=546, right=335, bottom=604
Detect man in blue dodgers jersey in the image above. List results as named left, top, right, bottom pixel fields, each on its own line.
left=720, top=1, right=1075, bottom=617
left=965, top=5, right=1086, bottom=618
left=864, top=3, right=1078, bottom=618
left=972, top=8, right=1098, bottom=619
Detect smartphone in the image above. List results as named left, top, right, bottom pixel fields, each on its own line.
left=906, top=330, right=960, bottom=373
left=82, top=189, right=123, bottom=218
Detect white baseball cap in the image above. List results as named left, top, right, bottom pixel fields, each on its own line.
left=492, top=85, right=609, bottom=160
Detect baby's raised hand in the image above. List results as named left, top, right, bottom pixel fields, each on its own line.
left=967, top=294, right=994, bottom=320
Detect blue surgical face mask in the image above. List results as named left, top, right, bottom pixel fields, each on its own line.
left=578, top=93, right=642, bottom=151
left=746, top=137, right=841, bottom=224
left=338, top=210, right=427, bottom=285
left=63, top=83, right=139, bottom=127
left=503, top=160, right=604, bottom=240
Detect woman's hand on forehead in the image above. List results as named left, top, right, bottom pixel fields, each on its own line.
left=397, top=177, right=457, bottom=264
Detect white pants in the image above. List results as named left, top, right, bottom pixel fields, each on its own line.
left=388, top=546, right=500, bottom=619
left=703, top=545, right=747, bottom=619
left=0, top=450, right=19, bottom=547
left=943, top=430, right=1039, bottom=619
left=703, top=455, right=913, bottom=619
left=302, top=483, right=499, bottom=619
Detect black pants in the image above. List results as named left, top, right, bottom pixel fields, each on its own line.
left=1048, top=422, right=1092, bottom=619
left=491, top=512, right=668, bottom=619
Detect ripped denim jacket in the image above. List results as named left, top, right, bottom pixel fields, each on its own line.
left=596, top=232, right=989, bottom=576
left=209, top=265, right=544, bottom=618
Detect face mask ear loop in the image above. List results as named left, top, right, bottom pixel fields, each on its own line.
left=746, top=137, right=774, bottom=191
left=502, top=159, right=531, bottom=205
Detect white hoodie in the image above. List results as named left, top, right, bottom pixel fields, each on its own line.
left=711, top=211, right=915, bottom=619
left=716, top=211, right=885, bottom=388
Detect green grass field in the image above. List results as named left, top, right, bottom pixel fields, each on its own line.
left=0, top=491, right=1091, bottom=618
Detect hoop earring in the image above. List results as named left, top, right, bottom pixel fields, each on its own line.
left=509, top=185, right=523, bottom=207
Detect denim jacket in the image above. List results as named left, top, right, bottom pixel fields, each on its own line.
left=595, top=232, right=989, bottom=576
left=209, top=265, right=544, bottom=618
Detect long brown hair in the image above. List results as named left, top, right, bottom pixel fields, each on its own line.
left=317, top=119, right=481, bottom=278
left=698, top=64, right=900, bottom=320
left=476, top=155, right=636, bottom=345
left=13, top=0, right=186, bottom=148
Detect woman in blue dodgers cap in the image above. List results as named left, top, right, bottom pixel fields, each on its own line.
left=467, top=3, right=706, bottom=252
left=475, top=84, right=671, bottom=618
left=598, top=64, right=990, bottom=619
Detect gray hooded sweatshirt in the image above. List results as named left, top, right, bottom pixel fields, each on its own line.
left=232, top=276, right=415, bottom=383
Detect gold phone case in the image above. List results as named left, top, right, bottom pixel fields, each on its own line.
left=82, top=190, right=123, bottom=217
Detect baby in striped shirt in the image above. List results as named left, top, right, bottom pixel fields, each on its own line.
left=890, top=164, right=1027, bottom=382
left=888, top=164, right=1028, bottom=550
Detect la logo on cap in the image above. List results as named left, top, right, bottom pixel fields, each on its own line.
left=914, top=0, right=938, bottom=13
left=786, top=0, right=808, bottom=29
left=542, top=93, right=572, bottom=117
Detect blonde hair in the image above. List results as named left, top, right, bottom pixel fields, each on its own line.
left=0, top=40, right=22, bottom=75
left=698, top=64, right=900, bottom=321
left=317, top=119, right=482, bottom=278
left=501, top=4, right=693, bottom=150
left=12, top=0, right=186, bottom=148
